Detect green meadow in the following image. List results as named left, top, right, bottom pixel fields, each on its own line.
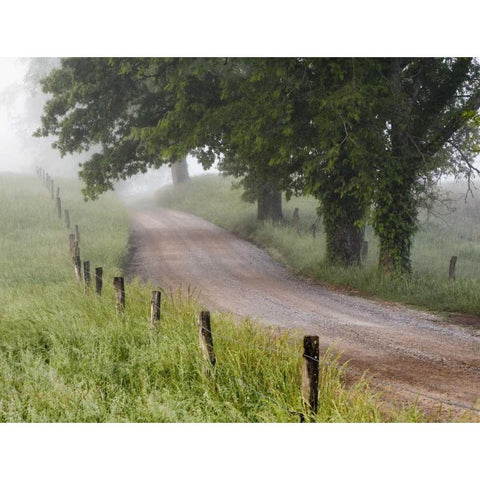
left=0, top=173, right=426, bottom=422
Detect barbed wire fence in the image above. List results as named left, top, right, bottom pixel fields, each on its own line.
left=29, top=167, right=480, bottom=421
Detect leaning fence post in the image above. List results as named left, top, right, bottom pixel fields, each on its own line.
left=302, top=335, right=319, bottom=421
left=56, top=196, right=62, bottom=219
left=64, top=209, right=70, bottom=229
left=83, top=261, right=91, bottom=291
left=75, top=224, right=80, bottom=244
left=113, top=277, right=125, bottom=313
left=198, top=311, right=216, bottom=376
left=449, top=256, right=457, bottom=281
left=95, top=267, right=103, bottom=296
left=150, top=291, right=161, bottom=327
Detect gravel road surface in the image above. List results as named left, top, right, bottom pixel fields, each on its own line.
left=127, top=206, right=480, bottom=420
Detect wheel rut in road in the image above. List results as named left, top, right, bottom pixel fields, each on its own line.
left=127, top=206, right=480, bottom=420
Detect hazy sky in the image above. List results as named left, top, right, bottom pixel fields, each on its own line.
left=0, top=58, right=30, bottom=173
left=0, top=57, right=214, bottom=190
left=0, top=58, right=26, bottom=88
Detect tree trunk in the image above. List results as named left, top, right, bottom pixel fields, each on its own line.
left=375, top=182, right=417, bottom=275
left=326, top=217, right=364, bottom=265
left=257, top=187, right=283, bottom=221
left=374, top=58, right=418, bottom=276
left=171, top=157, right=190, bottom=185
left=322, top=191, right=365, bottom=266
left=316, top=145, right=366, bottom=266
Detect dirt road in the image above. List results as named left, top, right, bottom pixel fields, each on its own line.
left=127, top=206, right=480, bottom=420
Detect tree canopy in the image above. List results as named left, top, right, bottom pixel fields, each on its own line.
left=36, top=57, right=480, bottom=274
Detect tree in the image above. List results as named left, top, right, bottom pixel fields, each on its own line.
left=137, top=57, right=299, bottom=221
left=369, top=58, right=480, bottom=274
left=36, top=57, right=480, bottom=276
left=35, top=58, right=190, bottom=198
left=171, top=157, right=190, bottom=185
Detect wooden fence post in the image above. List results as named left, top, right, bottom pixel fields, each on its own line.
left=73, top=255, right=82, bottom=282
left=83, top=261, right=91, bottom=291
left=56, top=186, right=60, bottom=199
left=56, top=196, right=62, bottom=219
left=449, top=256, right=457, bottom=281
left=75, top=225, right=80, bottom=243
left=50, top=180, right=54, bottom=200
left=302, top=335, right=319, bottom=420
left=64, top=209, right=70, bottom=229
left=113, top=277, right=125, bottom=313
left=198, top=311, right=216, bottom=376
left=292, top=208, right=300, bottom=234
left=95, top=267, right=103, bottom=296
left=68, top=233, right=75, bottom=254
left=150, top=291, right=161, bottom=327
left=71, top=240, right=79, bottom=259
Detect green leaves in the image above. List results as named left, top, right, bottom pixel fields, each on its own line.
left=36, top=57, right=480, bottom=273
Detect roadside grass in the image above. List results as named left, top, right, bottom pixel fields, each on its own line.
left=0, top=173, right=427, bottom=422
left=156, top=174, right=480, bottom=316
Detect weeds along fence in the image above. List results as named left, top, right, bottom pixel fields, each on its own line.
left=34, top=167, right=480, bottom=420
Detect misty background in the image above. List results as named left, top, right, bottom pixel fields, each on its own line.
left=0, top=57, right=476, bottom=200
left=0, top=57, right=216, bottom=196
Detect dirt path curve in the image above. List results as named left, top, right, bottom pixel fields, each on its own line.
left=127, top=206, right=480, bottom=420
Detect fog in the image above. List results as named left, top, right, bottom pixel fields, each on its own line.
left=1, top=57, right=474, bottom=201
left=0, top=57, right=216, bottom=196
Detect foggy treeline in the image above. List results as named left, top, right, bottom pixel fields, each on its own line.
left=0, top=58, right=213, bottom=194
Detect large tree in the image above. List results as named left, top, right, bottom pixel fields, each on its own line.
left=135, top=57, right=302, bottom=221
left=35, top=58, right=190, bottom=197
left=369, top=58, right=480, bottom=274
left=36, top=57, right=480, bottom=274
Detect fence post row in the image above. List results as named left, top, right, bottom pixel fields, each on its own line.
left=113, top=277, right=125, bottom=313
left=40, top=170, right=327, bottom=421
left=302, top=335, right=320, bottom=421
left=198, top=311, right=216, bottom=377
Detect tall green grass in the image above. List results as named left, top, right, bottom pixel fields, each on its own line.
left=156, top=175, right=480, bottom=316
left=0, top=173, right=426, bottom=422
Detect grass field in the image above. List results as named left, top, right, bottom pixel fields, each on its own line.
left=0, top=173, right=430, bottom=422
left=156, top=174, right=480, bottom=317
